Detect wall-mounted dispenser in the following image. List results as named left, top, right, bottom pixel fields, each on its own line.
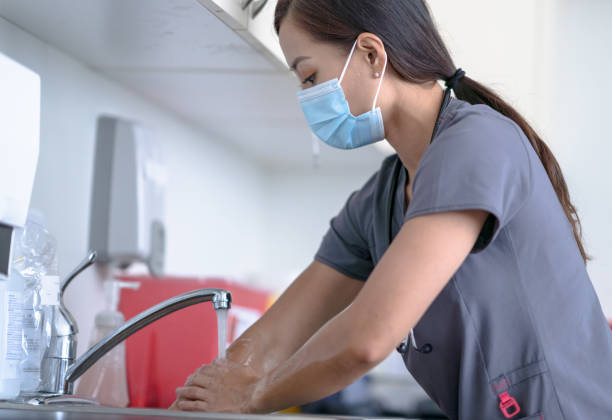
left=89, top=116, right=166, bottom=276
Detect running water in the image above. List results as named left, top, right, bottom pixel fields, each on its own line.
left=216, top=308, right=228, bottom=359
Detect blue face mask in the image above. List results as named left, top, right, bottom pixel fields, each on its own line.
left=296, top=40, right=388, bottom=150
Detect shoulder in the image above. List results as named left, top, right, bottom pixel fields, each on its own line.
left=426, top=101, right=533, bottom=170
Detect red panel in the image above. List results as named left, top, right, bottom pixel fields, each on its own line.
left=117, top=276, right=274, bottom=409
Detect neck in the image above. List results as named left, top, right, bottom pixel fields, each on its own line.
left=384, top=81, right=446, bottom=181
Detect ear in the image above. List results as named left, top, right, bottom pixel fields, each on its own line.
left=356, top=33, right=387, bottom=76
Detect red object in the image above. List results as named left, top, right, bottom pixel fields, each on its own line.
left=117, top=276, right=275, bottom=409
left=498, top=392, right=521, bottom=418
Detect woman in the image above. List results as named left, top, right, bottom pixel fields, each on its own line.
left=171, top=1, right=612, bottom=418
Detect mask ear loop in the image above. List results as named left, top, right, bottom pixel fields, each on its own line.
left=338, top=40, right=358, bottom=86
left=371, top=49, right=388, bottom=110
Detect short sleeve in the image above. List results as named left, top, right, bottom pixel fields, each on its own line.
left=403, top=113, right=532, bottom=254
left=314, top=176, right=377, bottom=281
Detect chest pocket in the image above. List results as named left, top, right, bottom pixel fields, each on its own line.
left=489, top=359, right=561, bottom=419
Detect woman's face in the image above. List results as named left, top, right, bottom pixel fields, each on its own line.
left=278, top=15, right=387, bottom=117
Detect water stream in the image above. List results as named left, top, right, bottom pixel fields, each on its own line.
left=216, top=308, right=228, bottom=359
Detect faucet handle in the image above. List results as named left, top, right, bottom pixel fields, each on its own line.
left=61, top=251, right=97, bottom=295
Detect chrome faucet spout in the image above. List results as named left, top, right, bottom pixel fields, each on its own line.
left=62, top=288, right=231, bottom=393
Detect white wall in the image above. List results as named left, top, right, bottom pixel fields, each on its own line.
left=260, top=167, right=380, bottom=291
left=428, top=0, right=539, bottom=122
left=0, top=16, right=269, bottom=356
left=546, top=0, right=612, bottom=315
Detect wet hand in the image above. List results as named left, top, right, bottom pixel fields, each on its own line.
left=174, top=358, right=262, bottom=413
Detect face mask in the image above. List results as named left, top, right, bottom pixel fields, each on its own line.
left=296, top=40, right=388, bottom=150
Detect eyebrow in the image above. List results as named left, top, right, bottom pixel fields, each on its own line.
left=289, top=56, right=311, bottom=72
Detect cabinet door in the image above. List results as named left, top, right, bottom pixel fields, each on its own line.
left=197, top=0, right=248, bottom=30
left=246, top=0, right=286, bottom=68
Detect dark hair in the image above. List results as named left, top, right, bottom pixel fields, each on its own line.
left=275, top=0, right=591, bottom=265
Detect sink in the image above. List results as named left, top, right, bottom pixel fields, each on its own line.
left=0, top=402, right=433, bottom=420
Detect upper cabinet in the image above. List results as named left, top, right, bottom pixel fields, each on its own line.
left=197, top=0, right=285, bottom=70
left=197, top=0, right=249, bottom=29
left=245, top=0, right=285, bottom=67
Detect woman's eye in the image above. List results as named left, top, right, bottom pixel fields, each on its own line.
left=301, top=73, right=316, bottom=86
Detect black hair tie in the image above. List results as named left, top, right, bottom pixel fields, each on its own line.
left=445, top=68, right=466, bottom=90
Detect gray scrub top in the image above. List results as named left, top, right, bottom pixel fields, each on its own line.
left=314, top=97, right=612, bottom=420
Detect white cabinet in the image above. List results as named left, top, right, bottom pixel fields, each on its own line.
left=197, top=0, right=286, bottom=70
left=197, top=0, right=248, bottom=30
left=246, top=0, right=285, bottom=68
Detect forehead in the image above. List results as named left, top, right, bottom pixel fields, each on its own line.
left=278, top=16, right=318, bottom=67
left=279, top=21, right=348, bottom=74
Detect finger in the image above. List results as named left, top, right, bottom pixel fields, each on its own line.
left=175, top=386, right=209, bottom=402
left=186, top=369, right=213, bottom=385
left=193, top=367, right=215, bottom=379
left=196, top=363, right=212, bottom=374
left=185, top=373, right=195, bottom=386
left=211, top=357, right=228, bottom=366
left=185, top=374, right=214, bottom=388
left=178, top=399, right=209, bottom=412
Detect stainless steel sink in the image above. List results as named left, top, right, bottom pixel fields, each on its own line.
left=0, top=402, right=429, bottom=419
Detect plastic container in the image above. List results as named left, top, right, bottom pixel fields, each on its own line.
left=12, top=213, right=58, bottom=394
left=76, top=280, right=140, bottom=407
left=0, top=226, right=25, bottom=400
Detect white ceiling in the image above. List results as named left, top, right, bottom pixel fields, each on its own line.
left=0, top=0, right=389, bottom=170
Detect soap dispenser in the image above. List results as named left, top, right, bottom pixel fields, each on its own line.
left=75, top=279, right=140, bottom=407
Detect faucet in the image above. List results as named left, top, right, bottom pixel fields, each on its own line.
left=36, top=251, right=98, bottom=397
left=31, top=251, right=231, bottom=404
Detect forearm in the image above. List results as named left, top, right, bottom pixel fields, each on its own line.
left=248, top=310, right=377, bottom=414
left=225, top=262, right=363, bottom=377
left=223, top=323, right=284, bottom=378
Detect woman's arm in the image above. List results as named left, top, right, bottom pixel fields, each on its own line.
left=243, top=208, right=489, bottom=413
left=171, top=260, right=364, bottom=409
left=223, top=260, right=364, bottom=374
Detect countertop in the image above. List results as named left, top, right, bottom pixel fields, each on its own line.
left=0, top=403, right=442, bottom=420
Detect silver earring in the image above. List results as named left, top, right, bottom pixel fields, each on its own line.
left=375, top=72, right=380, bottom=78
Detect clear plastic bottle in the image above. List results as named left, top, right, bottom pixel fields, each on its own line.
left=12, top=213, right=57, bottom=394
left=75, top=280, right=139, bottom=407
left=0, top=226, right=25, bottom=400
